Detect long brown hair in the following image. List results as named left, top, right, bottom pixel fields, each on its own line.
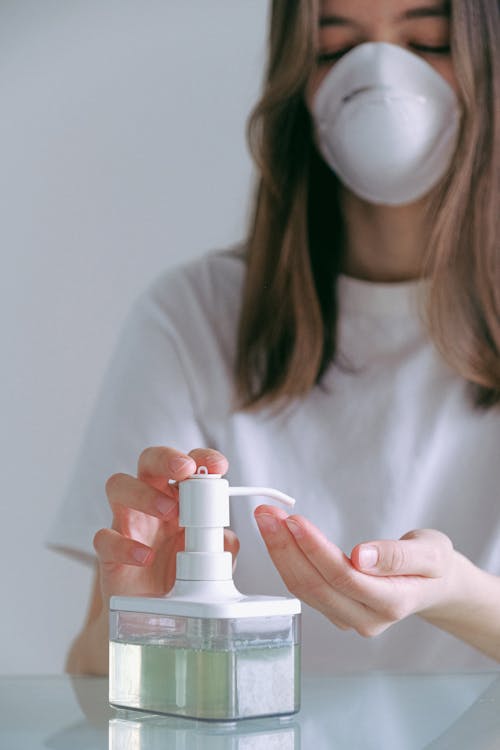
left=235, top=0, right=500, bottom=411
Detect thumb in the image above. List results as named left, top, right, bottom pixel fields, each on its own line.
left=351, top=529, right=453, bottom=577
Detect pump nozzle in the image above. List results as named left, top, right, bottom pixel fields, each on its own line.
left=228, top=486, right=295, bottom=508
left=171, top=466, right=295, bottom=507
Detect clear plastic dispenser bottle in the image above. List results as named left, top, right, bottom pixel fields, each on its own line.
left=109, top=467, right=301, bottom=721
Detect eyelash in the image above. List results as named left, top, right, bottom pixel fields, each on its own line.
left=411, top=43, right=451, bottom=54
left=317, top=48, right=354, bottom=64
left=317, top=43, right=451, bottom=64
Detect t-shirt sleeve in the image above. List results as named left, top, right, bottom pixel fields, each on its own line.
left=45, top=279, right=208, bottom=564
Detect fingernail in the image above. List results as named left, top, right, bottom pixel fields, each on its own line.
left=169, top=456, right=193, bottom=473
left=285, top=518, right=304, bottom=539
left=133, top=547, right=151, bottom=564
left=156, top=496, right=176, bottom=516
left=359, top=546, right=378, bottom=569
left=255, top=513, right=280, bottom=534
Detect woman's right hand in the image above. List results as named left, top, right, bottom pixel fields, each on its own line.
left=93, top=447, right=238, bottom=605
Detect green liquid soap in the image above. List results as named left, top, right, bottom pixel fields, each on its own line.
left=109, top=640, right=300, bottom=720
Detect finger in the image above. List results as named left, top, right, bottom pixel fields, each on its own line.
left=351, top=529, right=453, bottom=578
left=93, top=527, right=154, bottom=566
left=281, top=512, right=369, bottom=597
left=188, top=448, right=229, bottom=475
left=153, top=526, right=185, bottom=593
left=106, top=473, right=178, bottom=521
left=279, top=514, right=453, bottom=628
left=138, top=446, right=197, bottom=488
left=280, top=512, right=423, bottom=633
left=284, top=513, right=354, bottom=573
left=254, top=507, right=369, bottom=628
left=224, top=528, right=240, bottom=561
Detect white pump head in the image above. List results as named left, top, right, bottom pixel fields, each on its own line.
left=174, top=466, right=294, bottom=586
left=110, top=467, right=300, bottom=618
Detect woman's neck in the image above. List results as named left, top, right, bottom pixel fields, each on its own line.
left=340, top=188, right=430, bottom=283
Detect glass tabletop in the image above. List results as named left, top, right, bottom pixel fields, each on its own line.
left=1, top=672, right=500, bottom=749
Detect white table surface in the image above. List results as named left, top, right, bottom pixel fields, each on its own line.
left=1, top=672, right=500, bottom=749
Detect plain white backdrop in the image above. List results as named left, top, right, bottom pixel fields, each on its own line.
left=0, top=0, right=268, bottom=673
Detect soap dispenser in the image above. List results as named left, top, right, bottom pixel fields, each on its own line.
left=109, top=467, right=301, bottom=721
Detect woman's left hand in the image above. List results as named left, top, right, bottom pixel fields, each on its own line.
left=254, top=506, right=460, bottom=637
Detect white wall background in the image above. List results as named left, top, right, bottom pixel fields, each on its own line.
left=0, top=0, right=268, bottom=674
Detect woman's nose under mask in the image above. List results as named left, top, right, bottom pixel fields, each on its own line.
left=311, top=42, right=461, bottom=206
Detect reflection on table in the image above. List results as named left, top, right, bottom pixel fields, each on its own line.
left=1, top=671, right=500, bottom=749
left=110, top=711, right=299, bottom=749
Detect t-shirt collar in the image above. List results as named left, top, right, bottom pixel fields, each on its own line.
left=337, top=273, right=430, bottom=318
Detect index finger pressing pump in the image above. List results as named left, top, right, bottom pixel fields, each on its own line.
left=109, top=468, right=301, bottom=721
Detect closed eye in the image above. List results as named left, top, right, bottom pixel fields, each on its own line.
left=409, top=43, right=450, bottom=54
left=317, top=47, right=355, bottom=64
left=317, top=42, right=450, bottom=66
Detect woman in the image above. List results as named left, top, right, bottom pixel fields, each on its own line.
left=48, top=0, right=500, bottom=675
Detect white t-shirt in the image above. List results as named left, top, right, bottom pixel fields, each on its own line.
left=46, top=246, right=500, bottom=674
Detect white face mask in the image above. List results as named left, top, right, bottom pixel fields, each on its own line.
left=311, top=42, right=461, bottom=206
